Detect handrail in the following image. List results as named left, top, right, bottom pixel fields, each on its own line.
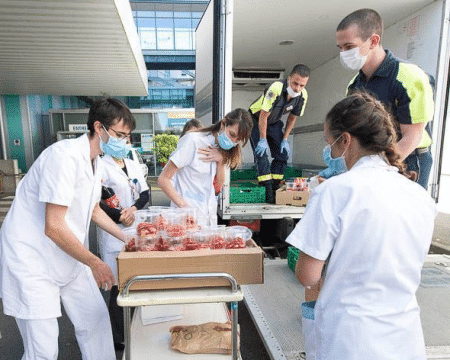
left=122, top=272, right=239, bottom=297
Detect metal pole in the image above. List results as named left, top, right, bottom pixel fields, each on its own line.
left=231, top=301, right=239, bottom=360
left=124, top=307, right=131, bottom=360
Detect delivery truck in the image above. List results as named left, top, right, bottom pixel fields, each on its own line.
left=194, top=0, right=450, bottom=234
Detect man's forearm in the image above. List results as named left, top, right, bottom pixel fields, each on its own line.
left=283, top=115, right=297, bottom=139
left=92, top=203, right=126, bottom=242
left=398, top=123, right=426, bottom=161
left=258, top=111, right=270, bottom=138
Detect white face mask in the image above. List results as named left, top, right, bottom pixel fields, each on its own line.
left=339, top=37, right=372, bottom=72
left=287, top=86, right=301, bottom=98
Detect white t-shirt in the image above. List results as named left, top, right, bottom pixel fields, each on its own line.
left=170, top=132, right=218, bottom=225
left=287, top=155, right=436, bottom=360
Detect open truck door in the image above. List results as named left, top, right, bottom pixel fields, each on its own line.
left=430, top=0, right=450, bottom=206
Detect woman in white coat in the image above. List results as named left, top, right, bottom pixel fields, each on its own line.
left=0, top=98, right=134, bottom=360
left=286, top=92, right=436, bottom=360
left=158, top=109, right=253, bottom=225
left=98, top=151, right=149, bottom=349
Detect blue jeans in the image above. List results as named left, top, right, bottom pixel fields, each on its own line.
left=404, top=149, right=433, bottom=189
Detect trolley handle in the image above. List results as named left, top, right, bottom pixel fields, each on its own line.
left=122, top=272, right=239, bottom=297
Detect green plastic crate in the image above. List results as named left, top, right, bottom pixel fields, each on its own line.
left=230, top=185, right=265, bottom=203
left=287, top=246, right=300, bottom=272
left=284, top=166, right=303, bottom=179
left=230, top=168, right=257, bottom=181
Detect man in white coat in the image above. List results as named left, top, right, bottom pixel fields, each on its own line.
left=0, top=98, right=134, bottom=359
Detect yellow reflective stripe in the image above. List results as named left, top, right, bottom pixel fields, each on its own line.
left=249, top=94, right=265, bottom=114
left=346, top=74, right=359, bottom=96
left=258, top=174, right=272, bottom=182
left=272, top=174, right=284, bottom=180
left=397, top=63, right=434, bottom=148
left=300, top=89, right=308, bottom=117
left=250, top=82, right=283, bottom=114
left=397, top=63, right=434, bottom=124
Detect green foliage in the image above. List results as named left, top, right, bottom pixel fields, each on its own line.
left=153, top=133, right=179, bottom=164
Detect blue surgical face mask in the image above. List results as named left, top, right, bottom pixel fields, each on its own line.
left=218, top=128, right=237, bottom=150
left=100, top=125, right=131, bottom=159
left=319, top=135, right=348, bottom=179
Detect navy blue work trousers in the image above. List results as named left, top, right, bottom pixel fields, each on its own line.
left=250, top=116, right=288, bottom=179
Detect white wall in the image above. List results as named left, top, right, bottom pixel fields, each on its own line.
left=292, top=1, right=443, bottom=168
left=231, top=88, right=261, bottom=164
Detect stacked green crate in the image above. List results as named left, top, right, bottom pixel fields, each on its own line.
left=230, top=167, right=257, bottom=181
left=284, top=166, right=303, bottom=179
left=230, top=182, right=265, bottom=203
left=287, top=246, right=300, bottom=272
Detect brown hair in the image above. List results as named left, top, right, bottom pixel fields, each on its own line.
left=87, top=97, right=135, bottom=136
left=337, top=8, right=383, bottom=41
left=290, top=64, right=310, bottom=78
left=326, top=91, right=412, bottom=178
left=180, top=118, right=203, bottom=138
left=195, top=108, right=253, bottom=169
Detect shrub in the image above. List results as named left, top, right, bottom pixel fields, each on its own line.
left=153, top=133, right=179, bottom=164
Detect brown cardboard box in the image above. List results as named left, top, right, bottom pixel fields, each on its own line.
left=117, top=240, right=264, bottom=291
left=276, top=186, right=309, bottom=206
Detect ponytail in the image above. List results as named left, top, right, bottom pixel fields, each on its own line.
left=326, top=91, right=415, bottom=180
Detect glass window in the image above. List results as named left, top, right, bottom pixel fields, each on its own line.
left=138, top=17, right=155, bottom=29
left=175, top=29, right=192, bottom=50
left=174, top=18, right=191, bottom=29
left=156, top=18, right=173, bottom=29
left=174, top=12, right=191, bottom=18
left=137, top=11, right=156, bottom=18
left=140, top=30, right=156, bottom=50
left=156, top=11, right=173, bottom=18
left=157, top=28, right=174, bottom=50
left=192, top=12, right=203, bottom=18
left=192, top=18, right=200, bottom=28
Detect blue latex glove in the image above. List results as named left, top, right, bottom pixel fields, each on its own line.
left=318, top=167, right=335, bottom=179
left=255, top=138, right=269, bottom=157
left=280, top=139, right=290, bottom=158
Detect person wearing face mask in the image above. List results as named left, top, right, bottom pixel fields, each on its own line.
left=0, top=98, right=134, bottom=360
left=158, top=109, right=253, bottom=226
left=97, top=127, right=150, bottom=351
left=286, top=92, right=436, bottom=360
left=249, top=64, right=310, bottom=203
left=336, top=8, right=435, bottom=189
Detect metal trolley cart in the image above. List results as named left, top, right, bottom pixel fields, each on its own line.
left=117, top=273, right=244, bottom=360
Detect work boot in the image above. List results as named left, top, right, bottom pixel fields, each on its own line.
left=272, top=179, right=282, bottom=192
left=259, top=180, right=275, bottom=204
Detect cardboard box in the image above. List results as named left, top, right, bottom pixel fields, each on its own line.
left=117, top=240, right=264, bottom=291
left=276, top=186, right=309, bottom=207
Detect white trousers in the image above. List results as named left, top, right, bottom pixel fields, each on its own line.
left=15, top=267, right=115, bottom=360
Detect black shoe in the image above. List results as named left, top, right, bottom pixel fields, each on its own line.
left=259, top=179, right=274, bottom=204
left=114, top=342, right=125, bottom=351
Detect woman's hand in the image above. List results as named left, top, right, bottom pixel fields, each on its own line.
left=198, top=145, right=224, bottom=164
left=119, top=206, right=136, bottom=227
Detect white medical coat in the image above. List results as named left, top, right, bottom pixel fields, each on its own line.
left=170, top=132, right=218, bottom=225
left=0, top=134, right=103, bottom=319
left=97, top=154, right=149, bottom=280
left=286, top=155, right=436, bottom=360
